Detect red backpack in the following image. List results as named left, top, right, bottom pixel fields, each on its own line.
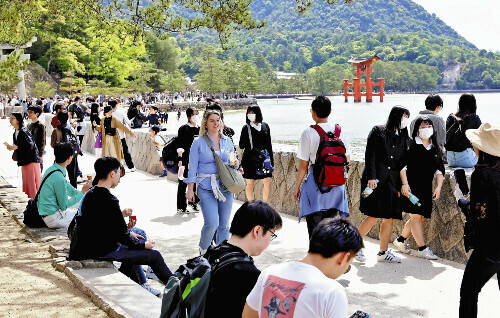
left=311, top=124, right=348, bottom=193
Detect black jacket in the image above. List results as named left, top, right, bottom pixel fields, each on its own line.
left=445, top=113, right=481, bottom=152
left=204, top=241, right=259, bottom=318
left=13, top=128, right=40, bottom=167
left=70, top=186, right=144, bottom=260
left=28, top=121, right=45, bottom=157
left=177, top=124, right=200, bottom=166
left=470, top=166, right=500, bottom=259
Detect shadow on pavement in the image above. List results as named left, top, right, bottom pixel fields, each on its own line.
left=150, top=213, right=196, bottom=226
left=347, top=290, right=428, bottom=317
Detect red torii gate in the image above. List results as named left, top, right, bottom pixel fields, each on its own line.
left=343, top=55, right=384, bottom=102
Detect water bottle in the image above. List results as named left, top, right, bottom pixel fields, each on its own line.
left=361, top=179, right=379, bottom=198
left=404, top=191, right=422, bottom=207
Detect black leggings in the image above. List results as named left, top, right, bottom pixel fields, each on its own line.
left=459, top=249, right=500, bottom=317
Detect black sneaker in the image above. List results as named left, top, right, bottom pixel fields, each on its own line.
left=188, top=202, right=199, bottom=213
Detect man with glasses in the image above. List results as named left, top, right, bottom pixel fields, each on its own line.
left=204, top=200, right=283, bottom=318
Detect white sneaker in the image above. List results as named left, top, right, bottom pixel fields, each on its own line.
left=177, top=209, right=189, bottom=214
left=415, top=247, right=438, bottom=260
left=355, top=249, right=366, bottom=263
left=199, top=247, right=207, bottom=256
left=130, top=167, right=137, bottom=172
left=393, top=239, right=411, bottom=254
left=140, top=283, right=161, bottom=297
left=377, top=250, right=401, bottom=263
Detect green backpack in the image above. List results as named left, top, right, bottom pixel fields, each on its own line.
left=160, top=249, right=251, bottom=318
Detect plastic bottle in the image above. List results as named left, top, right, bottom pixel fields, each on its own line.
left=361, top=179, right=379, bottom=198
left=404, top=191, right=422, bottom=207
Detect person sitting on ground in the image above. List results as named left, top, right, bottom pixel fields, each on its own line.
left=69, top=156, right=172, bottom=296
left=38, top=142, right=91, bottom=228
left=410, top=94, right=446, bottom=150
left=204, top=200, right=283, bottom=317
left=243, top=218, right=363, bottom=318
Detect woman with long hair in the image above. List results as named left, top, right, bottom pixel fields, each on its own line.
left=459, top=123, right=500, bottom=317
left=185, top=110, right=238, bottom=254
left=445, top=93, right=482, bottom=168
left=90, top=102, right=102, bottom=157
left=239, top=105, right=274, bottom=202
left=393, top=116, right=445, bottom=260
left=5, top=112, right=41, bottom=198
left=355, top=106, right=411, bottom=263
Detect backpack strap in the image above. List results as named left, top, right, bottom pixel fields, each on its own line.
left=34, top=169, right=64, bottom=203
left=247, top=124, right=254, bottom=150
left=310, top=124, right=327, bottom=138
left=334, top=124, right=341, bottom=138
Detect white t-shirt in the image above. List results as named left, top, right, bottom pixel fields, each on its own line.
left=246, top=262, right=348, bottom=318
left=297, top=122, right=351, bottom=164
left=112, top=107, right=131, bottom=139
left=154, top=134, right=168, bottom=157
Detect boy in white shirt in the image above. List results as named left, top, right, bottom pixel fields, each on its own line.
left=243, top=218, right=363, bottom=318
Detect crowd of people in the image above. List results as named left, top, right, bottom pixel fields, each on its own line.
left=1, top=91, right=498, bottom=318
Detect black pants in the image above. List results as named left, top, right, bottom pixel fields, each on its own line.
left=78, top=135, right=84, bottom=145
left=459, top=249, right=500, bottom=317
left=177, top=180, right=198, bottom=210
left=67, top=156, right=79, bottom=188
left=121, top=138, right=135, bottom=169
left=305, top=209, right=339, bottom=239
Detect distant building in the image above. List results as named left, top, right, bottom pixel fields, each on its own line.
left=276, top=71, right=298, bottom=80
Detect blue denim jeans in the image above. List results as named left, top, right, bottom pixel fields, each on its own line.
left=197, top=186, right=233, bottom=249
left=447, top=148, right=478, bottom=168
left=101, top=229, right=172, bottom=285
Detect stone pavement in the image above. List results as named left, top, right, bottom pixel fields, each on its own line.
left=0, top=117, right=499, bottom=317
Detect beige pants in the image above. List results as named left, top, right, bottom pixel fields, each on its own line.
left=103, top=136, right=119, bottom=159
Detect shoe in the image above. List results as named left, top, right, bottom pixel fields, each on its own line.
left=355, top=249, right=366, bottom=263
left=377, top=250, right=401, bottom=263
left=177, top=209, right=189, bottom=214
left=199, top=247, right=207, bottom=256
left=159, top=172, right=168, bottom=178
left=140, top=283, right=161, bottom=297
left=188, top=202, right=200, bottom=213
left=146, top=266, right=160, bottom=281
left=393, top=239, right=411, bottom=254
left=130, top=167, right=136, bottom=172
left=415, top=247, right=438, bottom=260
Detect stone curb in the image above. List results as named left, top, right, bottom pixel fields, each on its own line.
left=0, top=176, right=150, bottom=318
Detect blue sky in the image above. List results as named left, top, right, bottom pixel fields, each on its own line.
left=413, top=0, right=500, bottom=52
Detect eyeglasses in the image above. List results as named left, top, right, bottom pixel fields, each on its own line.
left=268, top=229, right=277, bottom=241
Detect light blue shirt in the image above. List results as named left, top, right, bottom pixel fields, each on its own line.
left=184, top=134, right=235, bottom=190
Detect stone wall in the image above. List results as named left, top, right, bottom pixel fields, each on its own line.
left=44, top=115, right=469, bottom=263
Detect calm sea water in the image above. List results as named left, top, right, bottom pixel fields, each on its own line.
left=223, top=93, right=500, bottom=159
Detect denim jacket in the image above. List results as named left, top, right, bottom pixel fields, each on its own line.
left=184, top=133, right=235, bottom=191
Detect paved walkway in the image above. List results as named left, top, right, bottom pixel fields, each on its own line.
left=0, top=117, right=499, bottom=317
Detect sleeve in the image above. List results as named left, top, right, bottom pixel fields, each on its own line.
left=246, top=271, right=265, bottom=312
left=50, top=130, right=57, bottom=148
left=473, top=114, right=482, bottom=129
left=109, top=197, right=145, bottom=249
left=445, top=115, right=453, bottom=131
left=364, top=126, right=379, bottom=180
left=296, top=129, right=311, bottom=161
left=53, top=176, right=70, bottom=210
left=339, top=129, right=351, bottom=156
left=40, top=125, right=46, bottom=155
left=325, top=287, right=348, bottom=318
left=113, top=117, right=133, bottom=136
left=184, top=138, right=200, bottom=184
left=66, top=183, right=84, bottom=208
left=239, top=125, right=250, bottom=150
left=176, top=125, right=187, bottom=154
left=437, top=117, right=446, bottom=148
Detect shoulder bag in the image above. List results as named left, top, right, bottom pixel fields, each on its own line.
left=23, top=169, right=63, bottom=228
left=247, top=124, right=274, bottom=176
left=203, top=134, right=245, bottom=193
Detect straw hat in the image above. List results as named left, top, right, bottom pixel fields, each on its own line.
left=465, top=123, right=500, bottom=157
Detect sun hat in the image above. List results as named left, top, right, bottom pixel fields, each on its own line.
left=465, top=123, right=500, bottom=157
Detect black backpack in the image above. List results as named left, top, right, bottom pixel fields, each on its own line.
left=23, top=170, right=62, bottom=228
left=162, top=137, right=180, bottom=173
left=72, top=103, right=85, bottom=122
left=160, top=248, right=252, bottom=318
left=445, top=114, right=468, bottom=152
left=59, top=125, right=82, bottom=156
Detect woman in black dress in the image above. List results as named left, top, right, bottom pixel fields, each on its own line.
left=239, top=106, right=274, bottom=202
left=393, top=116, right=445, bottom=260
left=356, top=106, right=411, bottom=263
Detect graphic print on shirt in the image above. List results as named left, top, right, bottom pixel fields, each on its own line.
left=261, top=275, right=305, bottom=318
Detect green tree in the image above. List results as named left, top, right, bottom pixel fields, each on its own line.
left=193, top=47, right=226, bottom=92
left=33, top=81, right=56, bottom=97
left=0, top=50, right=29, bottom=95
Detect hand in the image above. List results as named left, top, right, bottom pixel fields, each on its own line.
left=82, top=180, right=92, bottom=194
left=122, top=208, right=133, bottom=217
left=433, top=187, right=442, bottom=200
left=238, top=167, right=244, bottom=174
left=293, top=186, right=301, bottom=202
left=130, top=231, right=143, bottom=240
left=186, top=189, right=195, bottom=202
left=401, top=184, right=411, bottom=196
left=7, top=144, right=18, bottom=151
left=145, top=241, right=155, bottom=249
left=234, top=159, right=239, bottom=167
left=131, top=133, right=136, bottom=139
left=367, top=179, right=377, bottom=190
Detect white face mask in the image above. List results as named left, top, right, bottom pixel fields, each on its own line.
left=191, top=115, right=200, bottom=124
left=400, top=117, right=410, bottom=129
left=247, top=113, right=256, bottom=122
left=419, top=127, right=434, bottom=140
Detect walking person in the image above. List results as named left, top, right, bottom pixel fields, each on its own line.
left=239, top=105, right=274, bottom=202
left=458, top=123, right=500, bottom=317
left=445, top=93, right=482, bottom=168
left=355, top=106, right=411, bottom=263
left=27, top=105, right=46, bottom=172
left=293, top=96, right=351, bottom=238
left=185, top=109, right=239, bottom=254
left=93, top=106, right=136, bottom=163
left=393, top=116, right=445, bottom=260
left=110, top=99, right=136, bottom=171
left=177, top=107, right=200, bottom=213
left=5, top=112, right=41, bottom=198
left=90, top=102, right=102, bottom=157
